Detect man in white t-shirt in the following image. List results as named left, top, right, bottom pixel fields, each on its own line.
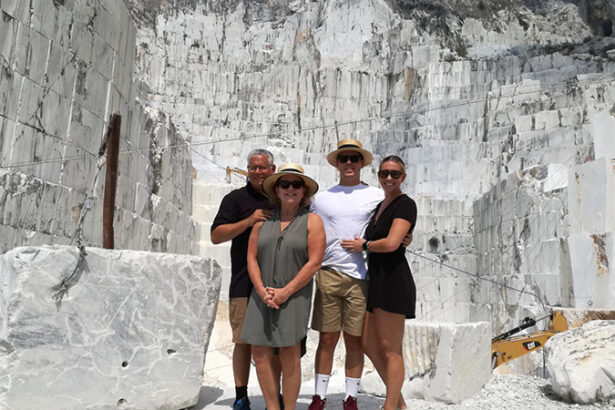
left=308, top=139, right=383, bottom=410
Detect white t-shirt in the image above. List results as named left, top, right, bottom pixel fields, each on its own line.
left=310, top=184, right=384, bottom=280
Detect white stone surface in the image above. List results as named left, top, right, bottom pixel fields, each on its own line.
left=129, top=0, right=615, bottom=343
left=0, top=245, right=221, bottom=410
left=568, top=157, right=615, bottom=235
left=591, top=112, right=615, bottom=160
left=546, top=320, right=615, bottom=404
left=568, top=233, right=615, bottom=309
left=0, top=0, right=197, bottom=254
left=360, top=321, right=491, bottom=404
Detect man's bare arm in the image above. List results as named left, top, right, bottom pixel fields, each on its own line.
left=210, top=209, right=273, bottom=244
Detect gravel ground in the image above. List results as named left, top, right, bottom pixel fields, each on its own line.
left=188, top=373, right=615, bottom=409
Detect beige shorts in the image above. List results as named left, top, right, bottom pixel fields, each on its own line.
left=311, top=267, right=369, bottom=337
left=229, top=297, right=249, bottom=344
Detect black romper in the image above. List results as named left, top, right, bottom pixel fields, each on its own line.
left=365, top=194, right=417, bottom=319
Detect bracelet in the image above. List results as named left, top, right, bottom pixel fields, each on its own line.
left=362, top=240, right=370, bottom=251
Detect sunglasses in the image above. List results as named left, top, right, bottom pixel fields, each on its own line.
left=338, top=154, right=362, bottom=163
left=377, top=170, right=403, bottom=179
left=277, top=179, right=305, bottom=189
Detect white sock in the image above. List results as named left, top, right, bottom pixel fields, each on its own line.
left=345, top=376, right=360, bottom=399
left=315, top=373, right=330, bottom=398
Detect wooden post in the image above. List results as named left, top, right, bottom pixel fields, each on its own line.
left=103, top=113, right=121, bottom=249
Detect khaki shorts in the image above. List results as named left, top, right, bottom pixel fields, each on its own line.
left=229, top=297, right=249, bottom=344
left=311, top=267, right=369, bottom=337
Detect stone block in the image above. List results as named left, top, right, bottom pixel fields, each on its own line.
left=1, top=0, right=30, bottom=25
left=12, top=23, right=31, bottom=78
left=0, top=12, right=16, bottom=65
left=49, top=4, right=71, bottom=50
left=28, top=131, right=63, bottom=183
left=193, top=203, right=221, bottom=222
left=30, top=0, right=57, bottom=40
left=533, top=110, right=559, bottom=131
left=115, top=173, right=136, bottom=212
left=134, top=182, right=152, bottom=218
left=543, top=163, right=568, bottom=192
left=568, top=233, right=615, bottom=309
left=24, top=18, right=50, bottom=85
left=149, top=222, right=167, bottom=251
left=92, top=33, right=114, bottom=81
left=198, top=222, right=211, bottom=243
left=70, top=22, right=93, bottom=65
left=0, top=245, right=221, bottom=410
left=0, top=117, right=17, bottom=166
left=360, top=321, right=491, bottom=403
left=66, top=104, right=105, bottom=154
left=591, top=112, right=615, bottom=160
left=41, top=88, right=70, bottom=140
left=47, top=46, right=77, bottom=97
left=5, top=123, right=36, bottom=171
left=93, top=5, right=120, bottom=53
left=568, top=157, right=615, bottom=234
left=74, top=66, right=109, bottom=118
left=546, top=320, right=615, bottom=404
left=15, top=75, right=44, bottom=126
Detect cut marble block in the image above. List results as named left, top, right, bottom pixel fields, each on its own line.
left=0, top=245, right=221, bottom=410
left=591, top=112, right=615, bottom=160
left=568, top=157, right=615, bottom=234
left=360, top=320, right=491, bottom=403
left=192, top=181, right=241, bottom=207
left=568, top=233, right=615, bottom=309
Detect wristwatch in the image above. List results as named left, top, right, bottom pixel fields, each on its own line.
left=362, top=240, right=370, bottom=251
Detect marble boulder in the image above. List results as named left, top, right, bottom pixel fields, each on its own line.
left=0, top=245, right=221, bottom=410
left=545, top=320, right=615, bottom=404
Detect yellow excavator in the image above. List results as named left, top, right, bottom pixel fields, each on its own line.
left=491, top=309, right=615, bottom=369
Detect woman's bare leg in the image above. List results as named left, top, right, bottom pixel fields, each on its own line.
left=373, top=308, right=405, bottom=410
left=362, top=311, right=407, bottom=410
left=252, top=345, right=280, bottom=409
left=279, top=342, right=301, bottom=410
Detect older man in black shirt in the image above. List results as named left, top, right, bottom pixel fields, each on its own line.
left=211, top=149, right=276, bottom=410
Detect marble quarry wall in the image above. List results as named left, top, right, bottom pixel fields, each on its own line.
left=0, top=0, right=197, bottom=254
left=131, top=0, right=615, bottom=333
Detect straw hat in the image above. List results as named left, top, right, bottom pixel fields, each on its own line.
left=326, top=139, right=373, bottom=167
left=262, top=163, right=319, bottom=200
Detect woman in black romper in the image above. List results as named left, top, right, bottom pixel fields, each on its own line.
left=342, top=155, right=417, bottom=410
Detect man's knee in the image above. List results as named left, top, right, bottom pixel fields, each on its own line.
left=318, top=331, right=340, bottom=350
left=343, top=333, right=363, bottom=353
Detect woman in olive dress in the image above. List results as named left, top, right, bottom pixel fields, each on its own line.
left=241, top=163, right=325, bottom=410
left=342, top=155, right=417, bottom=410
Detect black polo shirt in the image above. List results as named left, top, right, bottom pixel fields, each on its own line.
left=211, top=182, right=273, bottom=298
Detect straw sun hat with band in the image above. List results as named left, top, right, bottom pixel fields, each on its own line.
left=326, top=138, right=373, bottom=167
left=262, top=163, right=319, bottom=202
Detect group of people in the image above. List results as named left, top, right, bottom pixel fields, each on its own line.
left=211, top=140, right=417, bottom=410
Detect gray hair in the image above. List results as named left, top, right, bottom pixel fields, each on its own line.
left=247, top=149, right=274, bottom=166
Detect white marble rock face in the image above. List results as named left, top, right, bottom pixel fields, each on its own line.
left=545, top=320, right=615, bottom=404
left=360, top=320, right=491, bottom=403
left=568, top=232, right=615, bottom=309
left=0, top=245, right=221, bottom=410
left=568, top=157, right=615, bottom=235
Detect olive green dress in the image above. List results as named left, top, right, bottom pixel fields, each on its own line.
left=240, top=207, right=313, bottom=347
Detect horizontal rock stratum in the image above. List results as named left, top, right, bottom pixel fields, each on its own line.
left=0, top=245, right=221, bottom=410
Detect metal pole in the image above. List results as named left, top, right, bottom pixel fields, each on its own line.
left=103, top=113, right=121, bottom=249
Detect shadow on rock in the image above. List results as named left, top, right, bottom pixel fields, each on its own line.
left=186, top=385, right=224, bottom=409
